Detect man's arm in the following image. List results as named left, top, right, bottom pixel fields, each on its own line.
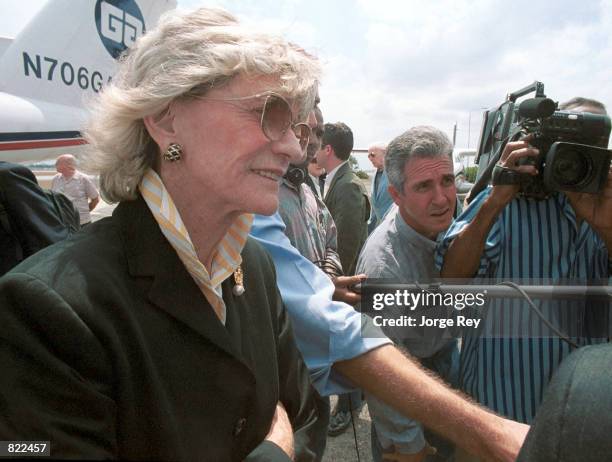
left=335, top=346, right=529, bottom=462
left=251, top=213, right=528, bottom=461
left=82, top=175, right=100, bottom=211
left=250, top=212, right=391, bottom=395
left=441, top=139, right=539, bottom=278
left=440, top=190, right=507, bottom=278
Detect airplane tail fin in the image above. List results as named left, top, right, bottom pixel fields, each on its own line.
left=0, top=0, right=177, bottom=108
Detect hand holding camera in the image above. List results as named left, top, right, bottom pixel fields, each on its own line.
left=490, top=134, right=540, bottom=206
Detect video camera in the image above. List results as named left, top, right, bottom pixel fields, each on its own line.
left=469, top=81, right=612, bottom=201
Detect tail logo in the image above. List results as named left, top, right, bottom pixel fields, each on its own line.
left=95, top=0, right=146, bottom=59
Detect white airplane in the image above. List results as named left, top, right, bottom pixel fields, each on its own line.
left=0, top=0, right=177, bottom=164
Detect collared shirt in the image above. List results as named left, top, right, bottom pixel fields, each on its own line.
left=140, top=169, right=252, bottom=324
left=357, top=205, right=459, bottom=454
left=51, top=171, right=99, bottom=225
left=323, top=161, right=347, bottom=199
left=436, top=187, right=610, bottom=423
left=358, top=205, right=458, bottom=357
left=250, top=212, right=391, bottom=396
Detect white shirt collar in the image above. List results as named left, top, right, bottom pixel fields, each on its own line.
left=323, top=161, right=348, bottom=197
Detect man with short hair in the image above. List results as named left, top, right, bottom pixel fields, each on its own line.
left=358, top=126, right=460, bottom=461
left=51, top=154, right=99, bottom=225
left=437, top=98, right=611, bottom=460
left=367, top=142, right=393, bottom=233
left=317, top=122, right=370, bottom=276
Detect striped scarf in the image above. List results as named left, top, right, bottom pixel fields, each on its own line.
left=139, top=169, right=253, bottom=324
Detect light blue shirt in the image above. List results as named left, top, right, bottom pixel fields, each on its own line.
left=368, top=169, right=394, bottom=233
left=251, top=212, right=391, bottom=396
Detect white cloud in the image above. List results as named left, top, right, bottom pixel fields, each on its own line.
left=3, top=0, right=611, bottom=149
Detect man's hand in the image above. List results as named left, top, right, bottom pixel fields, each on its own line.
left=332, top=274, right=365, bottom=305
left=265, top=402, right=294, bottom=460
left=565, top=168, right=612, bottom=245
left=440, top=138, right=539, bottom=279
left=382, top=443, right=436, bottom=461
left=489, top=136, right=540, bottom=206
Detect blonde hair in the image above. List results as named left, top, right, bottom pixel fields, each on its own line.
left=83, top=7, right=321, bottom=202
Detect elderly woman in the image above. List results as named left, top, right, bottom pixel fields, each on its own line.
left=0, top=7, right=324, bottom=462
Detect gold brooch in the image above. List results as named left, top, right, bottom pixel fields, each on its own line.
left=232, top=266, right=245, bottom=296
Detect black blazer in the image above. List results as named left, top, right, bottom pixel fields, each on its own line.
left=0, top=162, right=74, bottom=274
left=0, top=196, right=324, bottom=461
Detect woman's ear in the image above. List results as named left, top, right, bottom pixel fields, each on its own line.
left=143, top=104, right=178, bottom=150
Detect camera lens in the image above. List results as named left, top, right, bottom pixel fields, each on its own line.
left=551, top=147, right=592, bottom=187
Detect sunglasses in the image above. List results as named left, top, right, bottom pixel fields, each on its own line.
left=199, top=92, right=311, bottom=153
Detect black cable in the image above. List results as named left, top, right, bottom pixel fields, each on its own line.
left=497, top=281, right=580, bottom=349
left=410, top=280, right=580, bottom=348
left=348, top=393, right=361, bottom=462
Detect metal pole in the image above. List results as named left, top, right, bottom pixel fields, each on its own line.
left=467, top=112, right=471, bottom=149
left=360, top=282, right=612, bottom=300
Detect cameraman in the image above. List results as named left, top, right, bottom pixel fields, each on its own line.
left=436, top=98, right=610, bottom=448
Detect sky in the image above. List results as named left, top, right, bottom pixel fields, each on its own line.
left=1, top=0, right=611, bottom=152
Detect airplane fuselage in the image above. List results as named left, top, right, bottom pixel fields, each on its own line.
left=0, top=91, right=86, bottom=163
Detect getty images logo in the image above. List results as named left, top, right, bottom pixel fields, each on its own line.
left=95, top=0, right=146, bottom=59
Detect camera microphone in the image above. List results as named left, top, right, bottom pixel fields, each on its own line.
left=518, top=97, right=556, bottom=119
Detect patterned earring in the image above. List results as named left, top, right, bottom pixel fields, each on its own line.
left=163, top=143, right=183, bottom=162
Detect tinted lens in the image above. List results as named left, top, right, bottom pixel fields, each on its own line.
left=292, top=123, right=311, bottom=152
left=262, top=95, right=292, bottom=141
left=553, top=148, right=592, bottom=187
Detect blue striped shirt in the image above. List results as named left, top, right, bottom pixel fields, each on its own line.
left=435, top=188, right=610, bottom=423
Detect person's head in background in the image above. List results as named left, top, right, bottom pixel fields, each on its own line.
left=316, top=122, right=354, bottom=172
left=307, top=106, right=326, bottom=177
left=306, top=106, right=324, bottom=163
left=559, top=97, right=607, bottom=115
left=55, top=154, right=77, bottom=179
left=367, top=142, right=387, bottom=171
